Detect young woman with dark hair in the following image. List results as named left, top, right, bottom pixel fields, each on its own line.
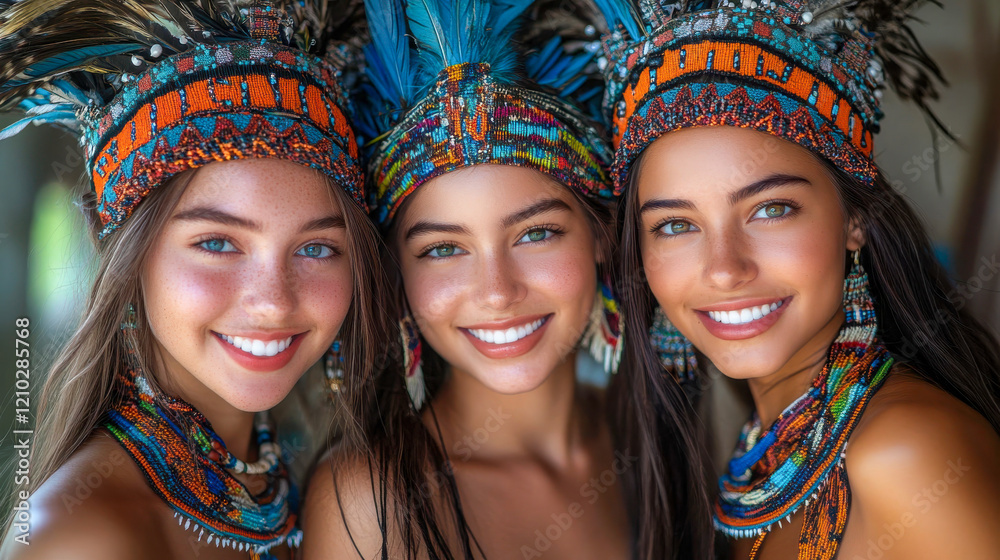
left=598, top=0, right=1000, bottom=558
left=299, top=0, right=667, bottom=558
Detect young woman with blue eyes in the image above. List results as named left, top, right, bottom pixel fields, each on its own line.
left=0, top=2, right=386, bottom=558
left=598, top=0, right=1000, bottom=558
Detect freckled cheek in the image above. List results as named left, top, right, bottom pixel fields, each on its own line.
left=752, top=220, right=846, bottom=304
left=402, top=266, right=465, bottom=332
left=520, top=251, right=595, bottom=308
left=298, top=265, right=354, bottom=334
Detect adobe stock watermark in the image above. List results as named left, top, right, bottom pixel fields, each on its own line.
left=850, top=457, right=970, bottom=560
left=453, top=407, right=513, bottom=460
left=520, top=449, right=637, bottom=559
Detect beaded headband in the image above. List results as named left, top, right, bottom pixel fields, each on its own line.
left=596, top=0, right=946, bottom=190
left=0, top=1, right=365, bottom=238
left=358, top=0, right=613, bottom=228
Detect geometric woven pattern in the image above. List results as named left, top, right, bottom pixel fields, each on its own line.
left=370, top=63, right=612, bottom=227
left=85, top=42, right=363, bottom=237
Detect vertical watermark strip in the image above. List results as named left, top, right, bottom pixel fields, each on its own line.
left=11, top=317, right=33, bottom=545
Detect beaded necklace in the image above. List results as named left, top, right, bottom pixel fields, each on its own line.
left=715, top=261, right=893, bottom=559
left=104, top=369, right=302, bottom=559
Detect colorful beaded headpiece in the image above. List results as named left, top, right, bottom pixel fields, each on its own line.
left=0, top=0, right=365, bottom=238
left=595, top=0, right=947, bottom=190
left=358, top=0, right=614, bottom=227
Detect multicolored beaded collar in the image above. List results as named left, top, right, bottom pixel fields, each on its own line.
left=714, top=260, right=893, bottom=558
left=594, top=0, right=946, bottom=191
left=0, top=0, right=365, bottom=238
left=105, top=370, right=301, bottom=558
left=357, top=0, right=614, bottom=228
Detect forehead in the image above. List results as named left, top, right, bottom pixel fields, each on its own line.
left=636, top=126, right=827, bottom=198
left=397, top=164, right=578, bottom=226
left=177, top=159, right=338, bottom=216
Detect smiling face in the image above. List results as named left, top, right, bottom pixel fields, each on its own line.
left=142, top=158, right=354, bottom=412
left=635, top=126, right=864, bottom=380
left=395, top=165, right=599, bottom=394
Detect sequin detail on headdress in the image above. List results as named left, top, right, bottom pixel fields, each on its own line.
left=359, top=0, right=614, bottom=228
left=0, top=0, right=365, bottom=238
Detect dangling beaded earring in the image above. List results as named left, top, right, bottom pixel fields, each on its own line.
left=649, top=306, right=698, bottom=385
left=843, top=249, right=878, bottom=341
left=324, top=340, right=345, bottom=396
left=400, top=312, right=426, bottom=410
left=583, top=276, right=623, bottom=375
left=122, top=303, right=138, bottom=331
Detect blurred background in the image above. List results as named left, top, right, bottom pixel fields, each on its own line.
left=1, top=0, right=999, bottom=494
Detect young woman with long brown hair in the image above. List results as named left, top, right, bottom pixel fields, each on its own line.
left=598, top=0, right=1000, bottom=558
left=299, top=0, right=688, bottom=558
left=0, top=1, right=386, bottom=558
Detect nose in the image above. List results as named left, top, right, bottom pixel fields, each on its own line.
left=241, top=254, right=297, bottom=321
left=702, top=228, right=758, bottom=292
left=475, top=249, right=527, bottom=311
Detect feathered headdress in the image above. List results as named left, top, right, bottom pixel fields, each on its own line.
left=594, top=0, right=948, bottom=189
left=0, top=0, right=366, bottom=238
left=358, top=0, right=615, bottom=227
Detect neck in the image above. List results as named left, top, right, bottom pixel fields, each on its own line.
left=746, top=309, right=845, bottom=427
left=152, top=352, right=256, bottom=461
left=428, top=352, right=590, bottom=469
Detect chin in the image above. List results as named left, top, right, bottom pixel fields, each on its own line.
left=469, top=363, right=553, bottom=395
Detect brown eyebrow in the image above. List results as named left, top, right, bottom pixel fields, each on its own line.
left=404, top=221, right=470, bottom=240
left=500, top=198, right=572, bottom=230
left=404, top=198, right=572, bottom=241
left=173, top=207, right=344, bottom=233
left=300, top=215, right=345, bottom=233
left=172, top=207, right=261, bottom=231
left=639, top=174, right=810, bottom=214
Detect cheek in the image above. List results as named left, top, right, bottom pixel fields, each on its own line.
left=641, top=240, right=701, bottom=311
left=401, top=263, right=464, bottom=329
left=143, top=249, right=236, bottom=342
left=298, top=261, right=354, bottom=334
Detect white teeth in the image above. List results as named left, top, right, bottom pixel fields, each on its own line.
left=707, top=300, right=784, bottom=325
left=220, top=334, right=295, bottom=356
left=468, top=318, right=545, bottom=345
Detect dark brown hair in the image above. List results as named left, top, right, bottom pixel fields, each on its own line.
left=330, top=169, right=618, bottom=559
left=613, top=145, right=1000, bottom=559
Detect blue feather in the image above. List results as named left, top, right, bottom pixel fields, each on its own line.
left=23, top=44, right=143, bottom=79
left=363, top=0, right=413, bottom=108
left=406, top=0, right=453, bottom=72
left=591, top=0, right=642, bottom=39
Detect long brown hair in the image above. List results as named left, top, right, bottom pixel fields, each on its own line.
left=3, top=165, right=385, bottom=536
left=330, top=174, right=618, bottom=560
left=614, top=147, right=1000, bottom=559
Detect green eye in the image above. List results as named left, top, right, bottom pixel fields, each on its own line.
left=663, top=221, right=693, bottom=235
left=520, top=229, right=553, bottom=243
left=754, top=204, right=792, bottom=220
left=428, top=245, right=458, bottom=258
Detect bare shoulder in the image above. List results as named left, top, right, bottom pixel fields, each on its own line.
left=3, top=433, right=162, bottom=560
left=301, top=447, right=395, bottom=559
left=844, top=367, right=1000, bottom=558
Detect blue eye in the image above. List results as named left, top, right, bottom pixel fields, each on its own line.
left=426, top=244, right=465, bottom=258
left=297, top=244, right=335, bottom=258
left=199, top=238, right=236, bottom=253
left=753, top=204, right=793, bottom=220
left=518, top=228, right=555, bottom=244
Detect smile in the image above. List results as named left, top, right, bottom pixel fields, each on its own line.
left=217, top=333, right=295, bottom=357
left=466, top=317, right=547, bottom=345
left=706, top=300, right=784, bottom=325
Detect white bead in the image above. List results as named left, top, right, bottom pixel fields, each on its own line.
left=130, top=55, right=142, bottom=66
left=150, top=44, right=163, bottom=58
left=801, top=11, right=814, bottom=24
